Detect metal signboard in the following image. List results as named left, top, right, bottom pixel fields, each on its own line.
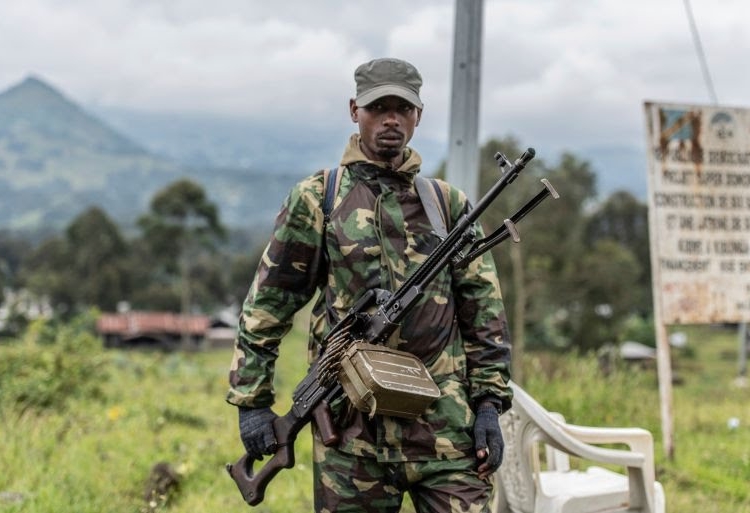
left=645, top=101, right=750, bottom=324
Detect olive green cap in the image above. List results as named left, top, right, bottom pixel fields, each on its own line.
left=354, top=58, right=423, bottom=109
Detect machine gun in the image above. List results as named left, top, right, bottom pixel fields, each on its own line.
left=226, top=148, right=558, bottom=506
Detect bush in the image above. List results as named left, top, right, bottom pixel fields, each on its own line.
left=619, top=313, right=656, bottom=346
left=0, top=311, right=109, bottom=411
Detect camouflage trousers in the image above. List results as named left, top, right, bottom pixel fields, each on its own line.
left=312, top=436, right=493, bottom=513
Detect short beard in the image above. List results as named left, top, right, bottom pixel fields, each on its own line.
left=376, top=147, right=401, bottom=160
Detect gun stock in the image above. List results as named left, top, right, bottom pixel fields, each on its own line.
left=227, top=364, right=343, bottom=506
left=226, top=414, right=297, bottom=506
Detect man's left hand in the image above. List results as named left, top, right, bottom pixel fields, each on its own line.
left=473, top=400, right=504, bottom=480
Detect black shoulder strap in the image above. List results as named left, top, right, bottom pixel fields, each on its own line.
left=320, top=165, right=341, bottom=276
left=415, top=176, right=449, bottom=238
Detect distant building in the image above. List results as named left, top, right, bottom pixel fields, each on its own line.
left=205, top=310, right=238, bottom=349
left=96, top=311, right=210, bottom=351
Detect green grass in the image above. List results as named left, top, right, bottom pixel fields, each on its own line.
left=521, top=324, right=750, bottom=512
left=662, top=326, right=750, bottom=511
left=1, top=321, right=749, bottom=512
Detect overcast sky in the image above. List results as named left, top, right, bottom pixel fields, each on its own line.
left=2, top=0, right=748, bottom=167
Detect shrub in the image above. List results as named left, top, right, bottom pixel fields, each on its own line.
left=0, top=311, right=109, bottom=411
left=619, top=313, right=656, bottom=346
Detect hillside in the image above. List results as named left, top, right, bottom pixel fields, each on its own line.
left=0, top=76, right=298, bottom=232
left=0, top=75, right=648, bottom=235
left=0, top=76, right=181, bottom=230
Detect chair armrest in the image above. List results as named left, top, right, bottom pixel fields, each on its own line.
left=553, top=419, right=656, bottom=486
left=556, top=422, right=653, bottom=454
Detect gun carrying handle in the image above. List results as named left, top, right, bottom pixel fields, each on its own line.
left=311, top=401, right=339, bottom=447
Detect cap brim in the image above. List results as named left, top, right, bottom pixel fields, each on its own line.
left=355, top=84, right=423, bottom=109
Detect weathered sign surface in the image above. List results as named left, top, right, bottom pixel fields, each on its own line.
left=645, top=102, right=750, bottom=324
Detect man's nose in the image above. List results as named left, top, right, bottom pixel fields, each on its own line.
left=383, top=110, right=400, bottom=125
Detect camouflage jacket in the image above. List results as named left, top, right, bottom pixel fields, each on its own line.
left=227, top=133, right=512, bottom=462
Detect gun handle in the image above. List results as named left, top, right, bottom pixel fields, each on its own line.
left=226, top=443, right=294, bottom=506
left=226, top=415, right=296, bottom=506
left=311, top=401, right=339, bottom=447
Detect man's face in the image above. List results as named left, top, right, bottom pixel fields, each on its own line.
left=350, top=95, right=422, bottom=165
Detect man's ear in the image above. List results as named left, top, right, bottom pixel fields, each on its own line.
left=416, top=108, right=422, bottom=127
left=349, top=99, right=358, bottom=123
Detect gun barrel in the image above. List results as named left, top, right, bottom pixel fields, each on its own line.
left=454, top=178, right=560, bottom=269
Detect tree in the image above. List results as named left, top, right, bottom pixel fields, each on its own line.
left=228, top=248, right=265, bottom=307
left=119, top=237, right=180, bottom=311
left=487, top=146, right=656, bottom=355
left=0, top=230, right=33, bottom=307
left=560, top=239, right=643, bottom=351
left=478, top=141, right=655, bottom=349
left=20, top=207, right=131, bottom=315
left=137, top=180, right=226, bottom=341
left=21, top=236, right=76, bottom=315
left=477, top=137, right=548, bottom=379
left=526, top=152, right=599, bottom=351
left=584, top=190, right=652, bottom=311
left=477, top=139, right=598, bottom=370
left=66, top=206, right=132, bottom=310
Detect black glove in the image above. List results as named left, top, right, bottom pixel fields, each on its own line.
left=238, top=406, right=278, bottom=460
left=473, top=401, right=504, bottom=479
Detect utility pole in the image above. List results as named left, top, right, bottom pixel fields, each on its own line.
left=446, top=0, right=484, bottom=204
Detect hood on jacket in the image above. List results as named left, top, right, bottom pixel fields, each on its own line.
left=340, top=133, right=422, bottom=175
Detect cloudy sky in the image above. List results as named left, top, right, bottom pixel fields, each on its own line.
left=2, top=0, right=748, bottom=190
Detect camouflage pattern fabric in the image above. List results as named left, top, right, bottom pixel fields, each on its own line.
left=227, top=132, right=512, bottom=465
left=313, top=428, right=492, bottom=512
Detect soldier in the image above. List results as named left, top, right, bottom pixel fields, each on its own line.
left=227, top=57, right=513, bottom=512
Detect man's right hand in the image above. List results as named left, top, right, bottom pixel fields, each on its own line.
left=238, top=406, right=279, bottom=460
left=473, top=401, right=504, bottom=480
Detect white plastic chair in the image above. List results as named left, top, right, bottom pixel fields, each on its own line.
left=493, top=382, right=665, bottom=513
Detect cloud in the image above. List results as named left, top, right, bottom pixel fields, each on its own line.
left=1, top=0, right=748, bottom=162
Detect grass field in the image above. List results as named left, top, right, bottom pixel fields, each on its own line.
left=1, top=318, right=748, bottom=512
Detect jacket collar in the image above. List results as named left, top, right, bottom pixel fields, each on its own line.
left=340, top=134, right=422, bottom=176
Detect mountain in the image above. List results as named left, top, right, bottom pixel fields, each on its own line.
left=92, top=106, right=350, bottom=173
left=0, top=76, right=183, bottom=230
left=94, top=105, right=647, bottom=202
left=91, top=106, right=448, bottom=179
left=0, top=75, right=647, bottom=236
left=0, top=76, right=300, bottom=233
